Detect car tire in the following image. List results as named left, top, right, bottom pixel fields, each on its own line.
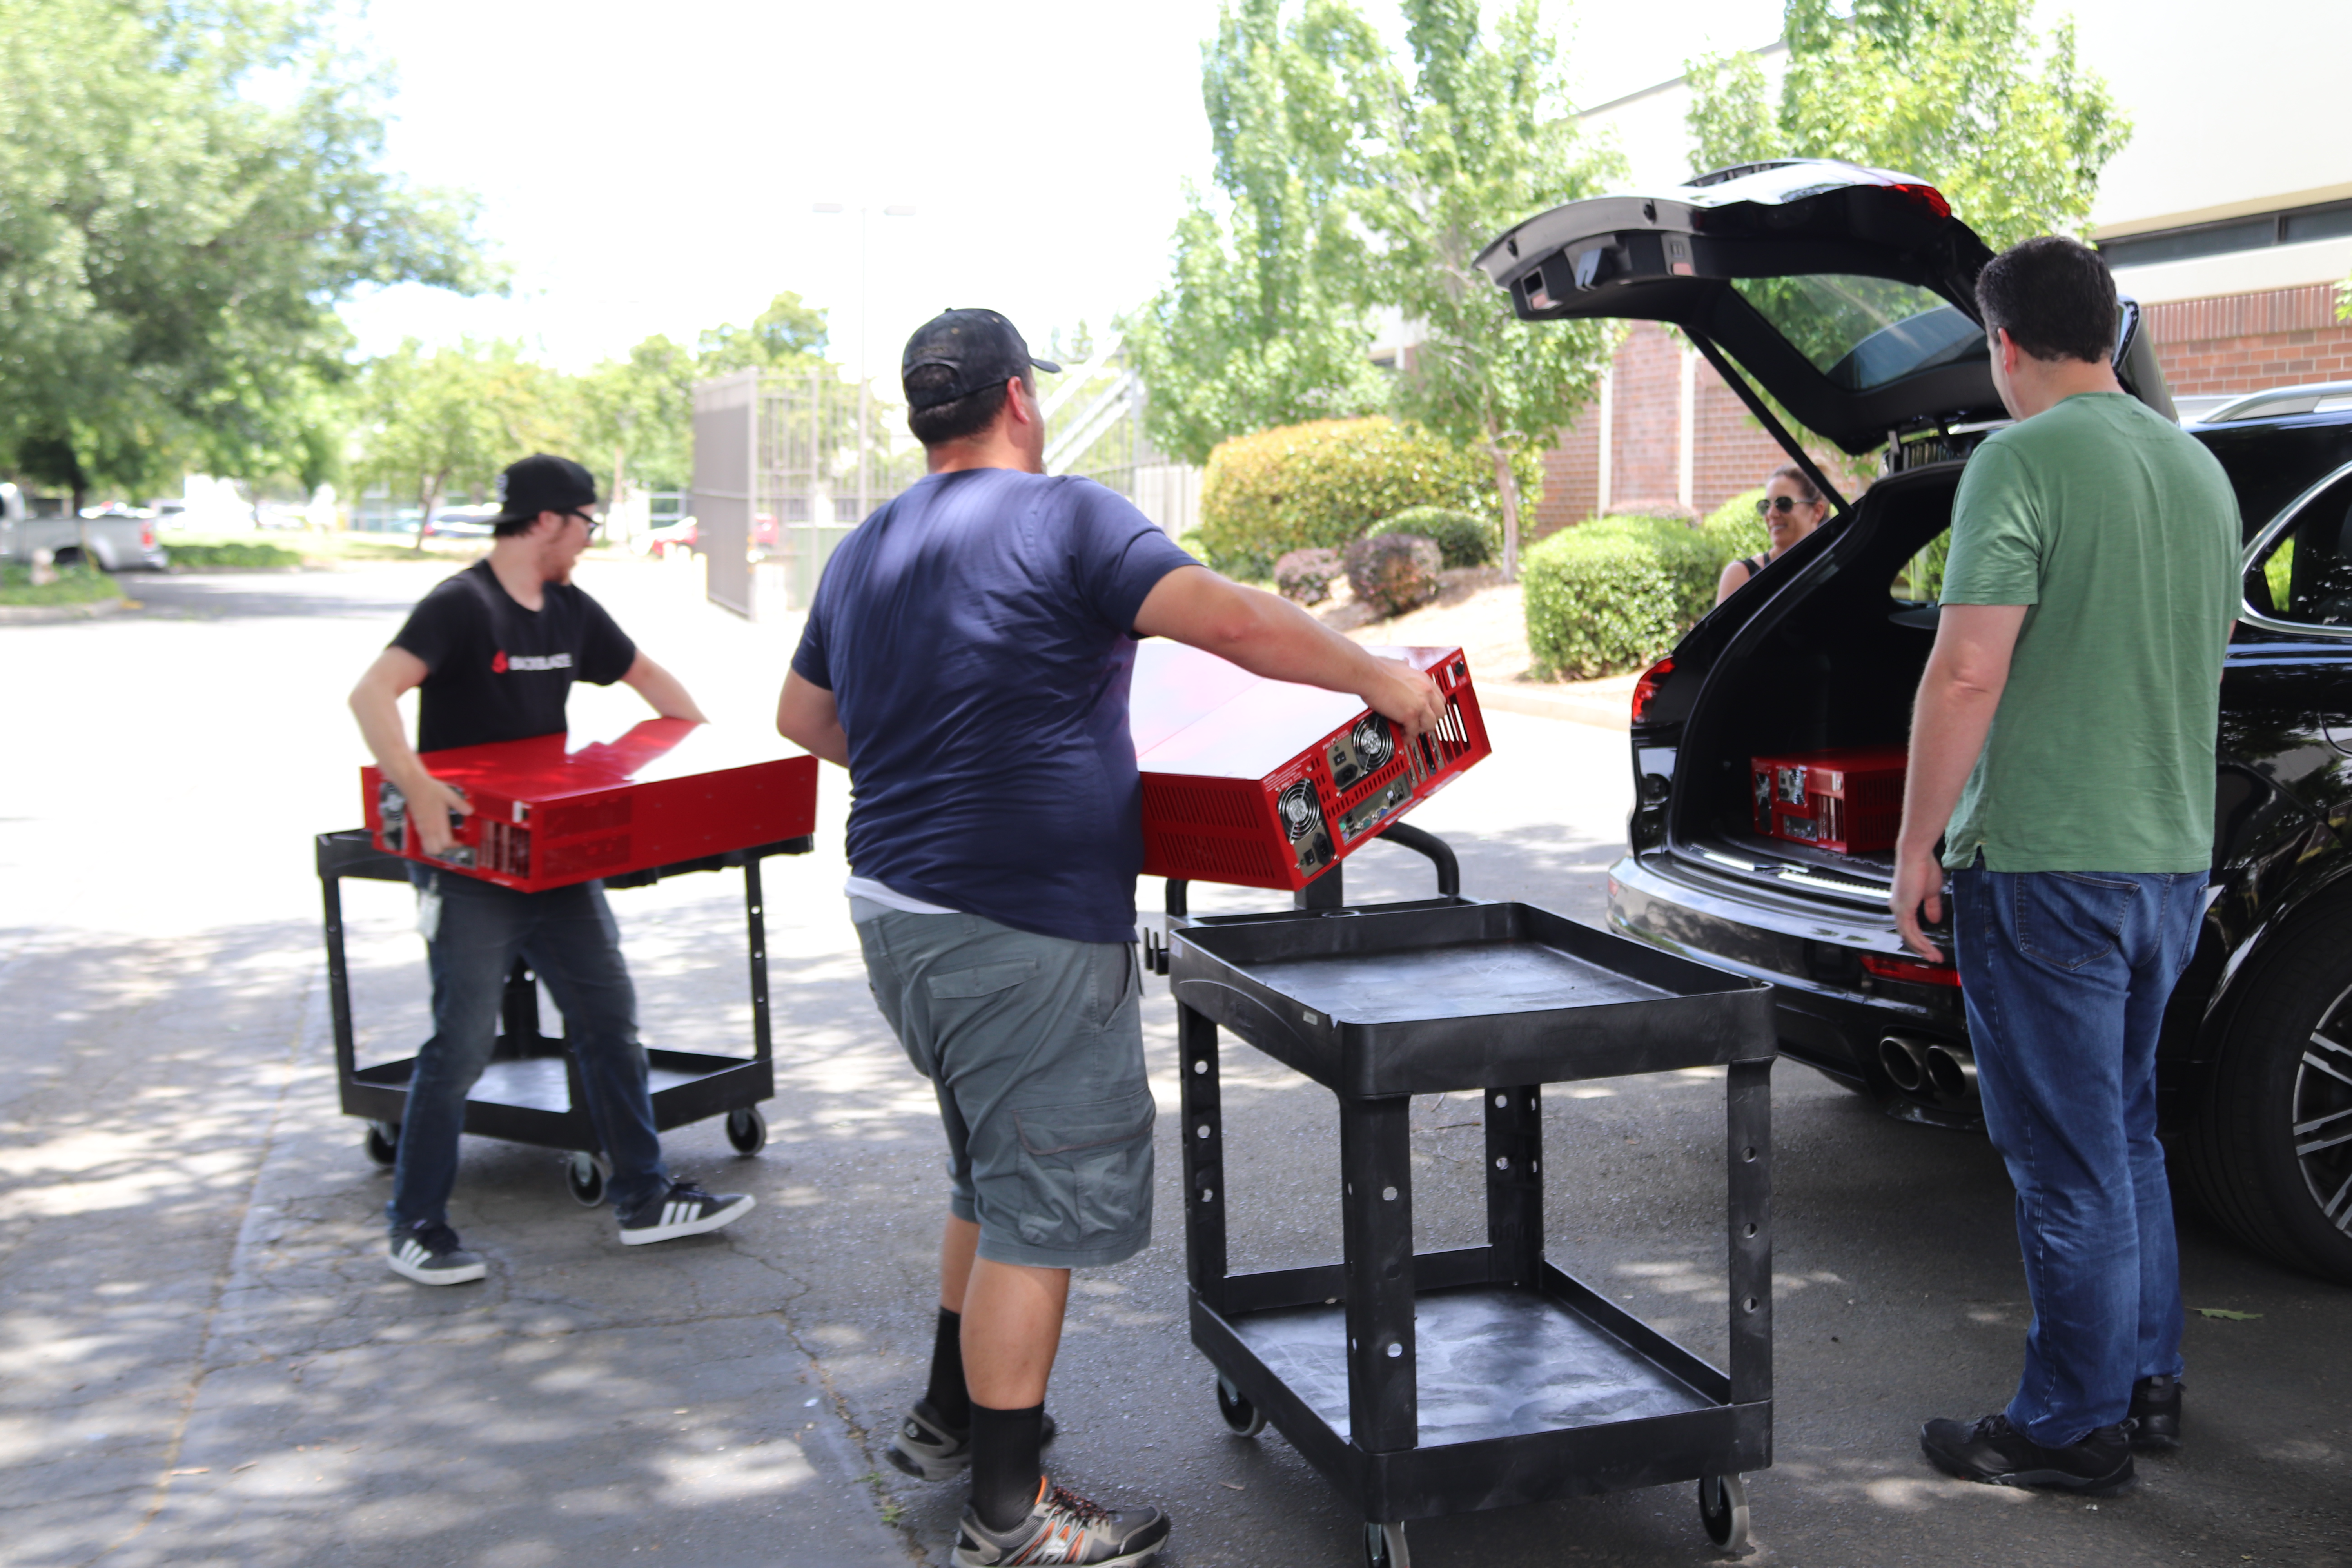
left=2183, top=904, right=2352, bottom=1283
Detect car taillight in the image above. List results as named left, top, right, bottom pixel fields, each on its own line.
left=141, top=523, right=155, bottom=548
left=1630, top=658, right=1673, bottom=725
left=1888, top=182, right=1951, bottom=220
left=1860, top=953, right=1962, bottom=988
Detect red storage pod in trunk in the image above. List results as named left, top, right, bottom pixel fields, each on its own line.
left=1748, top=745, right=1907, bottom=854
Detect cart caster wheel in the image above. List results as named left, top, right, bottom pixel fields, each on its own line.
left=724, top=1107, right=767, bottom=1155
left=1214, top=1375, right=1266, bottom=1438
left=363, top=1121, right=400, bottom=1167
left=1362, top=1521, right=1409, bottom=1568
left=564, top=1152, right=611, bottom=1207
left=1699, top=1473, right=1751, bottom=1553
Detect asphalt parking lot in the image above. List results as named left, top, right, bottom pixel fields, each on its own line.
left=1, top=557, right=2343, bottom=1568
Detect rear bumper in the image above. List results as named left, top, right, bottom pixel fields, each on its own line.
left=1605, top=849, right=1968, bottom=1083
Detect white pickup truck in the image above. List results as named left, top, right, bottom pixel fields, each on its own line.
left=0, top=483, right=170, bottom=571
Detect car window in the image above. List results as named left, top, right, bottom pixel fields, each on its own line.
left=1892, top=529, right=1949, bottom=604
left=1731, top=276, right=1983, bottom=392
left=2247, top=475, right=2352, bottom=627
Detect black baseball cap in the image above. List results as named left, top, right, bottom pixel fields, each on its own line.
left=900, top=309, right=1062, bottom=410
left=490, top=454, right=597, bottom=527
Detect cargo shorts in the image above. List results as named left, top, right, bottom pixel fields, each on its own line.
left=853, top=904, right=1154, bottom=1270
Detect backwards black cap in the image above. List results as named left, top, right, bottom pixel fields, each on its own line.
left=490, top=454, right=598, bottom=527
left=900, top=308, right=1061, bottom=410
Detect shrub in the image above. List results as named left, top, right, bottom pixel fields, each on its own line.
left=1344, top=534, right=1443, bottom=619
left=1196, top=417, right=1535, bottom=580
left=1274, top=547, right=1344, bottom=604
left=1700, top=488, right=1768, bottom=564
left=1521, top=517, right=1726, bottom=679
left=1367, top=505, right=1496, bottom=569
left=162, top=540, right=303, bottom=568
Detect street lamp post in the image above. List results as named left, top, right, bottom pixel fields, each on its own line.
left=812, top=201, right=917, bottom=519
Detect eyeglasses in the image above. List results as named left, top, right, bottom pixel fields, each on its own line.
left=564, top=508, right=603, bottom=537
left=1754, top=495, right=1816, bottom=517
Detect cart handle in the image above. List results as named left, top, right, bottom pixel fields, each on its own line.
left=1160, top=822, right=1459, bottom=918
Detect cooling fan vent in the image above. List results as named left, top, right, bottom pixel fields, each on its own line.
left=1276, top=779, right=1324, bottom=843
left=1352, top=715, right=1395, bottom=771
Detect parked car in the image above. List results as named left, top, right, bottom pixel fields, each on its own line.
left=0, top=485, right=169, bottom=571
left=421, top=507, right=498, bottom=539
left=1479, top=158, right=2352, bottom=1283
left=642, top=517, right=697, bottom=559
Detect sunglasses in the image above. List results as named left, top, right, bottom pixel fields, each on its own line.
left=1754, top=495, right=1816, bottom=517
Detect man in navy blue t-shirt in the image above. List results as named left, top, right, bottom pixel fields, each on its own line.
left=777, top=310, right=1442, bottom=1568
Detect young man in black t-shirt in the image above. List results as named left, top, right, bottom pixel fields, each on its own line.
left=349, top=454, right=753, bottom=1285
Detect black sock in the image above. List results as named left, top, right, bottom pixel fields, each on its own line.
left=968, top=1401, right=1044, bottom=1533
left=924, top=1307, right=971, bottom=1429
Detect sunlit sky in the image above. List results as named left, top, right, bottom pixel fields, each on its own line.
left=335, top=0, right=1784, bottom=380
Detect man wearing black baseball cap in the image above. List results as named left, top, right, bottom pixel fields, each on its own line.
left=348, top=453, right=754, bottom=1287
left=777, top=310, right=1444, bottom=1566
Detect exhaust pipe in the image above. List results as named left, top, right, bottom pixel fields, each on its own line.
left=1923, top=1044, right=1978, bottom=1108
left=1878, top=1034, right=1929, bottom=1094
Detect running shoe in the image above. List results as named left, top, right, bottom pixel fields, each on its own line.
left=388, top=1220, right=486, bottom=1285
left=886, top=1399, right=1059, bottom=1482
left=951, top=1475, right=1168, bottom=1567
left=616, top=1180, right=755, bottom=1245
left=1920, top=1411, right=2135, bottom=1493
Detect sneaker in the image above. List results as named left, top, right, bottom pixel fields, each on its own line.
left=615, top=1181, right=755, bottom=1245
left=2130, top=1375, right=2183, bottom=1449
left=387, top=1220, right=486, bottom=1285
left=952, top=1475, right=1168, bottom=1568
left=1920, top=1411, right=2135, bottom=1494
left=885, top=1399, right=1060, bottom=1481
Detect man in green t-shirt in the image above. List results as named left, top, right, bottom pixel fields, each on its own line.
left=1890, top=237, right=2239, bottom=1495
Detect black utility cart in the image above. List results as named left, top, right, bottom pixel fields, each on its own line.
left=315, top=828, right=809, bottom=1203
left=1155, top=827, right=1777, bottom=1564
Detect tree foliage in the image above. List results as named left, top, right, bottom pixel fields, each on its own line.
left=1127, top=0, right=1392, bottom=466
left=352, top=340, right=569, bottom=547
left=0, top=0, right=488, bottom=506
left=1685, top=0, right=2131, bottom=249
left=1354, top=0, right=1621, bottom=578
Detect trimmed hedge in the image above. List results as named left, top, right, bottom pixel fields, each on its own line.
left=1522, top=517, right=1731, bottom=680
left=1196, top=417, right=1534, bottom=580
left=163, top=539, right=303, bottom=568
left=1367, top=505, right=1496, bottom=569
left=1344, top=534, right=1443, bottom=619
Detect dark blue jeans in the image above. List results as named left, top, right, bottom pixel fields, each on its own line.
left=1950, top=862, right=2203, bottom=1447
left=390, top=866, right=667, bottom=1228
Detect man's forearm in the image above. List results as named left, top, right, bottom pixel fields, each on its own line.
left=624, top=654, right=708, bottom=722
left=1176, top=584, right=1386, bottom=693
left=1896, top=674, right=2000, bottom=857
left=350, top=686, right=432, bottom=791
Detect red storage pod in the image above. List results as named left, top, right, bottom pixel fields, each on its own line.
left=1748, top=745, right=1907, bottom=854
left=362, top=719, right=818, bottom=892
left=1133, top=643, right=1490, bottom=891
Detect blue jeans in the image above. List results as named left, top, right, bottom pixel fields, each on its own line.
left=1950, top=862, right=2203, bottom=1446
left=390, top=866, right=667, bottom=1228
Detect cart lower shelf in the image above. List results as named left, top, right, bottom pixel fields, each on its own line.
left=1236, top=1284, right=1712, bottom=1445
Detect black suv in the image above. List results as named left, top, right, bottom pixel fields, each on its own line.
left=1478, top=159, right=2352, bottom=1284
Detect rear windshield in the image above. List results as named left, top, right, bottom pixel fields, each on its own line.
left=1732, top=275, right=1983, bottom=391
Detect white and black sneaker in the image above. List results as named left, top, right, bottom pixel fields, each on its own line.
left=952, top=1475, right=1169, bottom=1567
left=388, top=1220, right=486, bottom=1285
left=616, top=1180, right=755, bottom=1245
left=886, top=1399, right=1060, bottom=1481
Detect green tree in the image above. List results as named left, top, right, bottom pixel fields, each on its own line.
left=578, top=334, right=698, bottom=499
left=353, top=341, right=570, bottom=551
left=1353, top=0, right=1622, bottom=579
left=696, top=292, right=829, bottom=374
left=0, top=0, right=488, bottom=511
left=1685, top=0, right=2130, bottom=249
left=1127, top=0, right=1392, bottom=466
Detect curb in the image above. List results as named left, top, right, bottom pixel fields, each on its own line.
left=0, top=596, right=136, bottom=624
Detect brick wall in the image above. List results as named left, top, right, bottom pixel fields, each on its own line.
left=2145, top=283, right=2352, bottom=396
left=1533, top=323, right=1820, bottom=541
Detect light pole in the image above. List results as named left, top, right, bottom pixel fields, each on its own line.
left=812, top=201, right=917, bottom=519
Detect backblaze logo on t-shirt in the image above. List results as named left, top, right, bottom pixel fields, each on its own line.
left=491, top=650, right=572, bottom=673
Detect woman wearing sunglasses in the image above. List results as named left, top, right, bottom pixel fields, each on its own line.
left=1715, top=465, right=1829, bottom=606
